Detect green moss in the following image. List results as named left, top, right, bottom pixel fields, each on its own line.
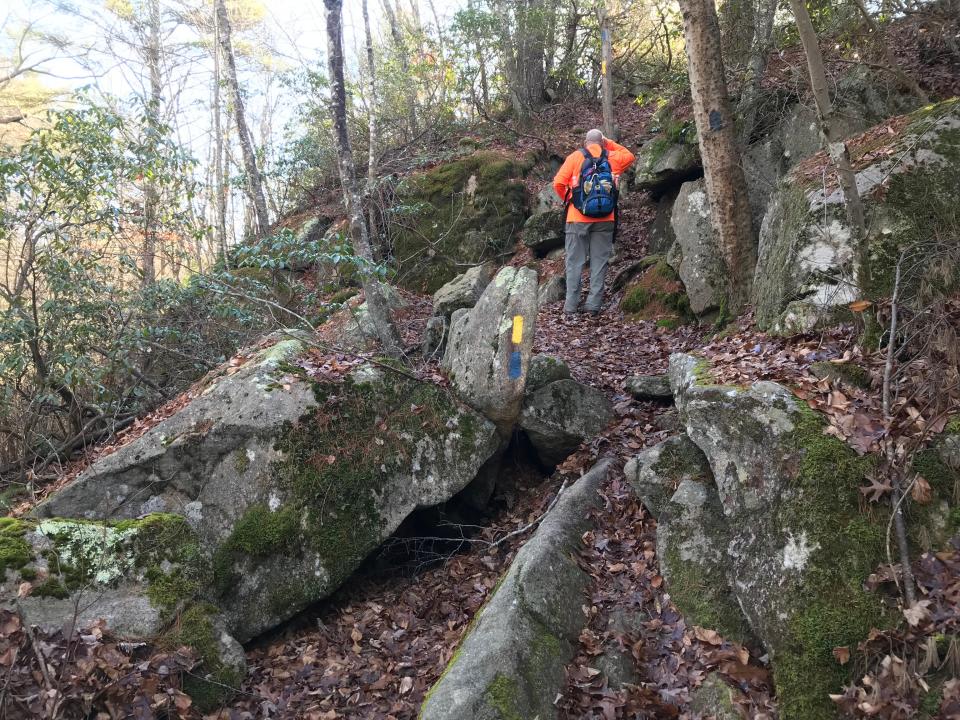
left=486, top=673, right=522, bottom=720
left=621, top=259, right=691, bottom=321
left=0, top=485, right=29, bottom=513
left=233, top=449, right=251, bottom=474
left=214, top=366, right=479, bottom=596
left=392, top=151, right=528, bottom=292
left=656, top=317, right=682, bottom=330
left=164, top=603, right=241, bottom=713
left=664, top=544, right=751, bottom=642
left=32, top=578, right=70, bottom=599
left=0, top=518, right=32, bottom=575
left=809, top=361, right=872, bottom=389
left=774, top=406, right=888, bottom=720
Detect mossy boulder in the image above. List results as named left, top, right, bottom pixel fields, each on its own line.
left=753, top=99, right=960, bottom=332
left=667, top=353, right=889, bottom=719
left=521, top=208, right=565, bottom=256
left=420, top=459, right=611, bottom=720
left=0, top=514, right=247, bottom=708
left=625, top=436, right=752, bottom=643
left=35, top=333, right=500, bottom=644
left=525, top=354, right=571, bottom=393
left=908, top=419, right=960, bottom=552
left=518, top=379, right=614, bottom=466
left=633, top=119, right=701, bottom=197
left=391, top=151, right=530, bottom=293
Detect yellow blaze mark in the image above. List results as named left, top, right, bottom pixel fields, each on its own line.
left=601, top=60, right=607, bottom=75
left=512, top=315, right=524, bottom=344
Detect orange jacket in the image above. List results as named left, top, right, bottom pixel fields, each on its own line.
left=552, top=139, right=636, bottom=223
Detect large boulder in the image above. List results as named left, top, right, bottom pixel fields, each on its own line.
left=391, top=151, right=530, bottom=293
left=661, top=353, right=886, bottom=719
left=634, top=133, right=701, bottom=197
left=522, top=207, right=566, bottom=256
left=1, top=514, right=247, bottom=708
left=420, top=459, right=611, bottom=720
left=33, top=335, right=500, bottom=646
left=668, top=179, right=727, bottom=315
left=753, top=99, right=960, bottom=332
left=432, top=263, right=494, bottom=318
left=648, top=188, right=679, bottom=255
left=443, top=266, right=539, bottom=433
left=625, top=436, right=751, bottom=642
left=519, top=379, right=613, bottom=465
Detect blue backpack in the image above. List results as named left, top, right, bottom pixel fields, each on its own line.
left=571, top=148, right=618, bottom=217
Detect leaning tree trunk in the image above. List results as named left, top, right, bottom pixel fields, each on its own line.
left=787, top=0, right=871, bottom=301
left=212, top=0, right=229, bottom=265
left=324, top=0, right=403, bottom=358
left=677, top=0, right=756, bottom=312
left=215, top=0, right=270, bottom=238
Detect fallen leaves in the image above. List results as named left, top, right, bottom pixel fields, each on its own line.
left=0, top=610, right=198, bottom=719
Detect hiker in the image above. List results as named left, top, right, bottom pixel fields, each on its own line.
left=552, top=129, right=635, bottom=316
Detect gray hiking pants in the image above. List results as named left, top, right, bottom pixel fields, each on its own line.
left=564, top=221, right=614, bottom=313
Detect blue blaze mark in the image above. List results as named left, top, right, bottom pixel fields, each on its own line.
left=508, top=351, right=522, bottom=379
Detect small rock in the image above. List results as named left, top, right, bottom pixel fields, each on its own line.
left=522, top=208, right=566, bottom=256
left=595, top=650, right=638, bottom=690
left=625, top=374, right=672, bottom=401
left=538, top=275, right=566, bottom=308
left=519, top=379, right=613, bottom=465
left=689, top=673, right=744, bottom=720
left=432, top=263, right=494, bottom=318
left=526, top=355, right=572, bottom=393
left=422, top=316, right=448, bottom=359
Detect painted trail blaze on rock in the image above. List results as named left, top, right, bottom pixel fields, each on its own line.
left=509, top=315, right=524, bottom=379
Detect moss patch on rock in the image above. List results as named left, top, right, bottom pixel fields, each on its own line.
left=164, top=603, right=242, bottom=713
left=773, top=406, right=889, bottom=720
left=391, top=151, right=530, bottom=293
left=485, top=673, right=522, bottom=720
left=0, top=517, right=31, bottom=576
left=213, top=366, right=482, bottom=595
left=621, top=257, right=691, bottom=324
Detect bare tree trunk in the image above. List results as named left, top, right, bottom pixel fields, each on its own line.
left=468, top=0, right=491, bottom=110
left=324, top=0, right=403, bottom=358
left=141, top=0, right=162, bottom=288
left=677, top=0, right=756, bottom=312
left=737, top=0, right=777, bottom=143
left=381, top=0, right=418, bottom=137
left=362, top=0, right=382, bottom=258
left=599, top=4, right=616, bottom=139
left=215, top=0, right=270, bottom=238
left=787, top=0, right=872, bottom=301
left=212, top=0, right=229, bottom=265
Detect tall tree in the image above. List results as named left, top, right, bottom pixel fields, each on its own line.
left=215, top=0, right=269, bottom=237
left=598, top=2, right=616, bottom=139
left=677, top=0, right=755, bottom=310
left=786, top=0, right=871, bottom=299
left=140, top=0, right=162, bottom=287
left=381, top=0, right=418, bottom=137
left=361, top=0, right=382, bottom=255
left=323, top=0, right=403, bottom=357
left=211, top=0, right=229, bottom=265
